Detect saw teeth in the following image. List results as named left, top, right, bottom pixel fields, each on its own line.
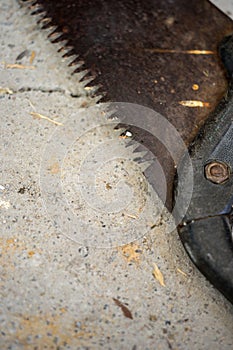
left=19, top=0, right=37, bottom=8
left=29, top=2, right=41, bottom=9
left=18, top=0, right=152, bottom=176
left=48, top=31, right=64, bottom=42
left=114, top=128, right=129, bottom=138
left=32, top=10, right=47, bottom=20
left=39, top=17, right=52, bottom=26
left=132, top=149, right=149, bottom=160
left=74, top=69, right=90, bottom=81
left=83, top=84, right=100, bottom=96
left=123, top=142, right=143, bottom=155
left=30, top=4, right=45, bottom=15
left=42, top=25, right=58, bottom=36
left=18, top=0, right=100, bottom=99
left=81, top=75, right=96, bottom=87
left=136, top=160, right=154, bottom=173
left=131, top=145, right=157, bottom=163
left=58, top=46, right=73, bottom=57
left=133, top=152, right=155, bottom=163
left=124, top=140, right=156, bottom=166
left=63, top=55, right=79, bottom=66
left=62, top=48, right=76, bottom=58
left=52, top=41, right=70, bottom=53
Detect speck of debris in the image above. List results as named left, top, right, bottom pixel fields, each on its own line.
left=16, top=49, right=30, bottom=61
left=106, top=183, right=112, bottom=190
left=149, top=315, right=157, bottom=322
left=18, top=187, right=26, bottom=194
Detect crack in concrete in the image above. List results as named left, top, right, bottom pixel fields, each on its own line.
left=15, top=86, right=82, bottom=97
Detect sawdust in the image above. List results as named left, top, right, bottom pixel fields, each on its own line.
left=27, top=251, right=35, bottom=258
left=118, top=242, right=142, bottom=264
left=12, top=313, right=95, bottom=349
left=0, top=237, right=42, bottom=271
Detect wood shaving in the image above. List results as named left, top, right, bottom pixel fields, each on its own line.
left=28, top=99, right=35, bottom=110
left=5, top=63, right=35, bottom=70
left=179, top=100, right=210, bottom=108
left=177, top=268, right=188, bottom=277
left=152, top=263, right=165, bottom=287
left=125, top=213, right=138, bottom=219
left=113, top=298, right=133, bottom=319
left=0, top=87, right=13, bottom=95
left=29, top=51, right=36, bottom=64
left=30, top=112, right=63, bottom=126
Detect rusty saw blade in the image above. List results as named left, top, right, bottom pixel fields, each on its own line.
left=21, top=0, right=233, bottom=210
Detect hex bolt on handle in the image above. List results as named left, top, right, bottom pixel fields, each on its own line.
left=177, top=34, right=233, bottom=304
left=205, top=160, right=230, bottom=184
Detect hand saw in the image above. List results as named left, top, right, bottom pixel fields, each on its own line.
left=20, top=0, right=233, bottom=304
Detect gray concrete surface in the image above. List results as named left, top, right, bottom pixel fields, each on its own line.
left=0, top=0, right=233, bottom=349
left=211, top=0, right=233, bottom=19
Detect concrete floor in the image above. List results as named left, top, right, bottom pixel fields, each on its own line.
left=211, top=0, right=233, bottom=19
left=0, top=0, right=233, bottom=349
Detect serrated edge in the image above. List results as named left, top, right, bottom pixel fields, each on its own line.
left=17, top=0, right=102, bottom=102
left=17, top=0, right=153, bottom=170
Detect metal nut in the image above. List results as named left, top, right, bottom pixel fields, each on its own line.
left=205, top=161, right=230, bottom=184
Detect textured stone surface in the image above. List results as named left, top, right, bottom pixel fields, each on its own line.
left=0, top=1, right=232, bottom=349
